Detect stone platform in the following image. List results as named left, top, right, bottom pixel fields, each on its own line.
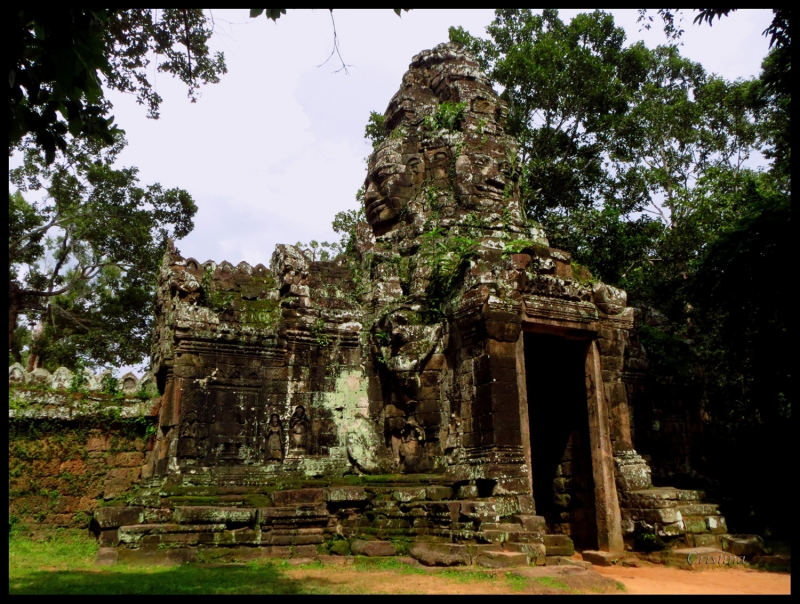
left=92, top=480, right=581, bottom=568
left=620, top=486, right=730, bottom=548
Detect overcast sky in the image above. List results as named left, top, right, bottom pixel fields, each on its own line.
left=91, top=9, right=773, bottom=270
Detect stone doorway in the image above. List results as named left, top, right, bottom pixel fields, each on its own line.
left=523, top=332, right=599, bottom=551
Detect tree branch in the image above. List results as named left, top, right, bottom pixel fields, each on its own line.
left=317, top=10, right=351, bottom=75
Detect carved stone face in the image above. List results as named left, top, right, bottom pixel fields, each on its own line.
left=454, top=148, right=516, bottom=208
left=364, top=140, right=424, bottom=233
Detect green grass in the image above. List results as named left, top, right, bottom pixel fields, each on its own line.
left=9, top=532, right=497, bottom=594
left=351, top=556, right=427, bottom=575
left=532, top=575, right=571, bottom=591
left=9, top=532, right=327, bottom=595
left=437, top=568, right=497, bottom=583
left=504, top=571, right=529, bottom=591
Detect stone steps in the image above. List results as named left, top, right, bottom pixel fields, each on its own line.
left=543, top=534, right=574, bottom=557
left=620, top=486, right=732, bottom=544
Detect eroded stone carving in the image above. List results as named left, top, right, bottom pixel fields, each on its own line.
left=289, top=406, right=310, bottom=454
left=119, top=42, right=728, bottom=560
left=265, top=413, right=284, bottom=462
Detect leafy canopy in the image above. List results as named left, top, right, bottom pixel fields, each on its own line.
left=9, top=135, right=197, bottom=370
left=10, top=9, right=227, bottom=163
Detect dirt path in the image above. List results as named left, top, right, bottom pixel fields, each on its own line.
left=287, top=569, right=516, bottom=594
left=284, top=564, right=790, bottom=595
left=594, top=565, right=791, bottom=595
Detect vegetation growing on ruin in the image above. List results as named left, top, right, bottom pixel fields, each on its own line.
left=9, top=530, right=630, bottom=594
left=417, top=227, right=479, bottom=315
left=423, top=101, right=468, bottom=132
left=501, top=239, right=550, bottom=258
left=451, top=7, right=791, bottom=536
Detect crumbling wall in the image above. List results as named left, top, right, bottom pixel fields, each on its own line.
left=8, top=365, right=159, bottom=529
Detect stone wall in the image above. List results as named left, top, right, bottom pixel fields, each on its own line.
left=8, top=366, right=159, bottom=529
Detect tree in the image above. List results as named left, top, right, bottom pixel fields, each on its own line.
left=10, top=9, right=226, bottom=163
left=449, top=10, right=762, bottom=289
left=9, top=135, right=197, bottom=370
left=11, top=9, right=414, bottom=163
left=639, top=8, right=791, bottom=183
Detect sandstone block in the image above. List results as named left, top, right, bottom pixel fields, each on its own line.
left=682, top=515, right=707, bottom=534
left=706, top=515, right=728, bottom=534
left=98, top=529, right=120, bottom=547
left=460, top=500, right=499, bottom=522
left=503, top=542, right=546, bottom=565
left=95, top=547, right=119, bottom=566
left=581, top=550, right=624, bottom=567
left=326, top=487, right=367, bottom=502
left=543, top=534, right=574, bottom=556
left=272, top=489, right=325, bottom=506
left=351, top=539, right=397, bottom=557
left=174, top=506, right=255, bottom=525
left=410, top=542, right=470, bottom=567
left=546, top=556, right=591, bottom=569
left=514, top=514, right=546, bottom=533
left=329, top=540, right=351, bottom=556
left=93, top=506, right=143, bottom=529
left=425, top=486, right=453, bottom=501
left=720, top=534, right=766, bottom=557
left=475, top=550, right=529, bottom=568
left=516, top=495, right=536, bottom=515
left=392, top=487, right=427, bottom=503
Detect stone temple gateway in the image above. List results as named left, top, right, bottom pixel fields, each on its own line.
left=96, top=44, right=731, bottom=566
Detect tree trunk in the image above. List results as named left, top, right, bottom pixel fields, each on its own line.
left=26, top=319, right=44, bottom=372
left=9, top=281, right=20, bottom=355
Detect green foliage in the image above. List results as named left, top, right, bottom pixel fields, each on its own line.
left=691, top=185, right=791, bottom=426
left=250, top=9, right=287, bottom=21
left=635, top=531, right=663, bottom=552
left=100, top=373, right=119, bottom=395
left=10, top=9, right=227, bottom=163
left=501, top=238, right=548, bottom=258
left=364, top=111, right=388, bottom=149
left=453, top=7, right=790, bottom=536
left=449, top=10, right=765, bottom=290
left=423, top=101, right=467, bottom=132
left=312, top=318, right=331, bottom=347
left=417, top=227, right=478, bottom=315
left=9, top=134, right=197, bottom=371
left=68, top=361, right=89, bottom=394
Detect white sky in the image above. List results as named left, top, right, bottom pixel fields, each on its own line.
left=96, top=9, right=774, bottom=269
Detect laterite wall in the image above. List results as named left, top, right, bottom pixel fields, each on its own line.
left=8, top=385, right=158, bottom=530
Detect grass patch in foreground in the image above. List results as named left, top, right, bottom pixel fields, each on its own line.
left=533, top=575, right=572, bottom=591
left=437, top=568, right=497, bottom=583
left=504, top=571, right=529, bottom=591
left=351, top=556, right=427, bottom=574
left=9, top=533, right=327, bottom=595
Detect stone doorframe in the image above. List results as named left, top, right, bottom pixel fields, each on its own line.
left=516, top=319, right=624, bottom=552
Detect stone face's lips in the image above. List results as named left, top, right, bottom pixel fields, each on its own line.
left=365, top=196, right=395, bottom=225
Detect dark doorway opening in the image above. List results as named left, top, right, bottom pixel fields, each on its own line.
left=524, top=332, right=598, bottom=550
